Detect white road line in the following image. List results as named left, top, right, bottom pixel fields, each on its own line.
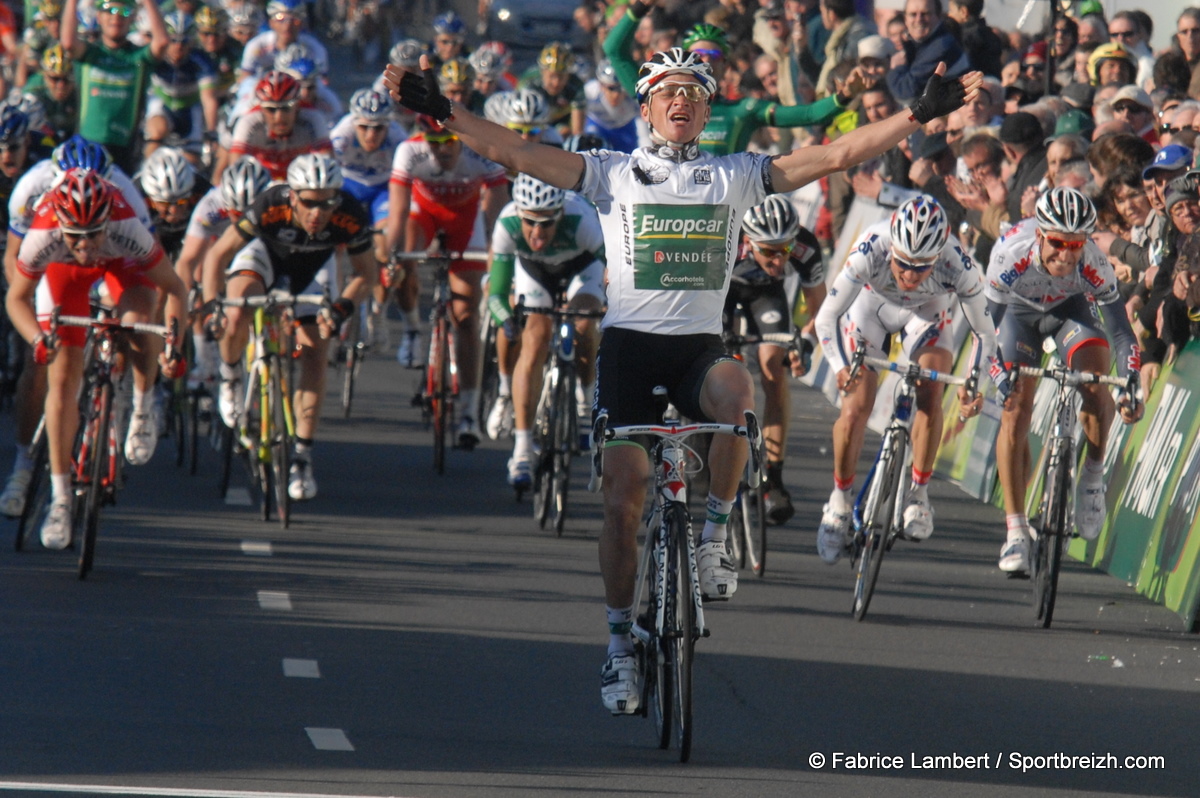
left=256, top=591, right=292, bottom=611
left=304, top=727, right=354, bottom=751
left=241, top=540, right=273, bottom=556
left=282, top=658, right=320, bottom=678
left=225, top=487, right=253, bottom=506
left=0, top=781, right=406, bottom=798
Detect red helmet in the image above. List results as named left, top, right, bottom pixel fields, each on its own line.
left=255, top=70, right=300, bottom=103
left=50, top=168, right=114, bottom=230
left=413, top=114, right=449, bottom=136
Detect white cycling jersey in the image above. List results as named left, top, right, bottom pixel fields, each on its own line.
left=239, top=31, right=330, bottom=78
left=184, top=186, right=235, bottom=241
left=330, top=114, right=408, bottom=187
left=8, top=160, right=152, bottom=238
left=576, top=145, right=772, bottom=335
left=815, top=219, right=997, bottom=373
left=985, top=218, right=1121, bottom=310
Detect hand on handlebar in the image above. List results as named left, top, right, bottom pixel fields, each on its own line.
left=32, top=330, right=57, bottom=365
left=1119, top=374, right=1144, bottom=423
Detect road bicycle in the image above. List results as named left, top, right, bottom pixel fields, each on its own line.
left=720, top=329, right=800, bottom=577
left=1018, top=364, right=1129, bottom=628
left=845, top=350, right=970, bottom=621
left=396, top=246, right=488, bottom=475
left=592, top=390, right=764, bottom=762
left=515, top=300, right=605, bottom=534
left=214, top=291, right=324, bottom=528
left=51, top=309, right=175, bottom=578
left=333, top=300, right=367, bottom=420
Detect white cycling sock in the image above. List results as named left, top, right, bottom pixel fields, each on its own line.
left=829, top=487, right=852, bottom=515
left=579, top=381, right=595, bottom=416
left=498, top=373, right=511, bottom=396
left=1082, top=456, right=1104, bottom=482
left=1006, top=514, right=1029, bottom=541
left=513, top=430, right=533, bottom=459
left=219, top=360, right=241, bottom=381
left=701, top=494, right=733, bottom=544
left=606, top=605, right=634, bottom=656
left=133, top=387, right=151, bottom=414
left=51, top=473, right=70, bottom=502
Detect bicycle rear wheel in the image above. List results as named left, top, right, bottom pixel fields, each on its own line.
left=738, top=478, right=767, bottom=577
left=341, top=322, right=362, bottom=419
left=77, top=383, right=112, bottom=580
left=477, top=315, right=501, bottom=436
left=1034, top=439, right=1072, bottom=628
left=271, top=364, right=291, bottom=529
left=429, top=316, right=451, bottom=475
left=852, top=433, right=905, bottom=621
left=217, top=417, right=235, bottom=499
left=551, top=368, right=576, bottom=537
left=533, top=366, right=556, bottom=529
left=15, top=427, right=50, bottom=552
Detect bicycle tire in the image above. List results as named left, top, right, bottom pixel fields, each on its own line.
left=533, top=365, right=556, bottom=529
left=477, top=316, right=501, bottom=437
left=217, top=418, right=234, bottom=499
left=740, top=477, right=767, bottom=577
left=187, top=389, right=201, bottom=476
left=1034, top=438, right=1072, bottom=628
left=15, top=429, right=50, bottom=552
left=649, top=516, right=672, bottom=750
left=552, top=367, right=576, bottom=536
left=341, top=342, right=359, bottom=419
left=271, top=363, right=291, bottom=530
left=852, top=432, right=905, bottom=621
left=665, top=504, right=694, bottom=762
left=429, top=317, right=450, bottom=475
left=727, top=495, right=744, bottom=567
left=77, top=383, right=112, bottom=580
left=171, top=383, right=187, bottom=468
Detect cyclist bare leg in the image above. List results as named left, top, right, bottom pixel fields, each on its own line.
left=509, top=308, right=551, bottom=482
left=450, top=267, right=483, bottom=446
left=902, top=345, right=953, bottom=540
left=1071, top=342, right=1115, bottom=539
left=118, top=284, right=169, bottom=466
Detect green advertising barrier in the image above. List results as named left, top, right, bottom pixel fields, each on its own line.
left=933, top=336, right=1200, bottom=629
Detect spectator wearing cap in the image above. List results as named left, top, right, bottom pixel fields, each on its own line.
left=1050, top=16, right=1078, bottom=89
left=1018, top=41, right=1050, bottom=92
left=856, top=34, right=894, bottom=89
left=947, top=0, right=1002, bottom=79
left=1047, top=109, right=1096, bottom=143
left=998, top=111, right=1048, bottom=225
left=1060, top=82, right=1094, bottom=113
left=755, top=1, right=808, bottom=109
left=239, top=0, right=330, bottom=80
left=1107, top=11, right=1154, bottom=89
left=1109, top=85, right=1158, bottom=145
left=885, top=0, right=970, bottom=102
left=1087, top=42, right=1137, bottom=88
left=814, top=0, right=875, bottom=96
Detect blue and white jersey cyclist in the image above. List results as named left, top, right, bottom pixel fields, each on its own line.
left=330, top=88, right=407, bottom=233
left=814, top=196, right=1008, bottom=565
left=986, top=187, right=1143, bottom=576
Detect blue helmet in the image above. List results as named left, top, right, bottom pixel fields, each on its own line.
left=52, top=135, right=114, bottom=179
left=432, top=10, right=465, bottom=37
left=0, top=108, right=30, bottom=145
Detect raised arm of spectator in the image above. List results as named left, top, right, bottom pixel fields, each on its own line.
left=60, top=0, right=86, bottom=59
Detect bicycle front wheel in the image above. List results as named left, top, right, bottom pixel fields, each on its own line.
left=852, top=433, right=905, bottom=621
left=533, top=366, right=556, bottom=530
left=271, top=364, right=291, bottom=530
left=477, top=315, right=501, bottom=436
left=551, top=367, right=576, bottom=537
left=663, top=504, right=695, bottom=762
left=1034, top=439, right=1072, bottom=628
left=77, top=383, right=112, bottom=580
left=429, top=317, right=451, bottom=475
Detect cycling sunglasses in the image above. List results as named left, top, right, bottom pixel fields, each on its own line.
left=1044, top=235, right=1085, bottom=251
left=62, top=226, right=106, bottom=240
left=689, top=47, right=724, bottom=61
left=423, top=131, right=459, bottom=144
left=101, top=3, right=134, bottom=17
left=356, top=123, right=387, bottom=132
left=296, top=194, right=342, bottom=210
left=893, top=254, right=936, bottom=273
left=261, top=101, right=299, bottom=112
left=506, top=123, right=543, bottom=137
left=650, top=82, right=708, bottom=103
left=518, top=212, right=562, bottom=228
left=752, top=240, right=794, bottom=257
left=154, top=196, right=194, bottom=208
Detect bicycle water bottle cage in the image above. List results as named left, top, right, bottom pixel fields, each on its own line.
left=557, top=321, right=574, bottom=361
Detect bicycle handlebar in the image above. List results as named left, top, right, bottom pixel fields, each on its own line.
left=55, top=314, right=172, bottom=338
left=861, top=355, right=967, bottom=386
left=513, top=302, right=607, bottom=321
left=219, top=291, right=328, bottom=308
left=723, top=331, right=799, bottom=348
left=391, top=249, right=489, bottom=262
left=1017, top=365, right=1128, bottom=388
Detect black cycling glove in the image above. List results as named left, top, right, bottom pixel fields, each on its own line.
left=396, top=67, right=454, bottom=124
left=909, top=70, right=966, bottom=124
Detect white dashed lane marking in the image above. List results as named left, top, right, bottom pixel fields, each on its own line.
left=256, top=591, right=292, bottom=611
left=282, top=658, right=321, bottom=678
left=241, top=540, right=273, bottom=556
left=224, top=487, right=253, bottom=506
left=304, top=727, right=355, bottom=751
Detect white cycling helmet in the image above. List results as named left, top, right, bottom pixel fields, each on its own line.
left=140, top=146, right=195, bottom=202
left=273, top=42, right=312, bottom=73
left=5, top=92, right=46, bottom=136
left=1035, top=186, right=1097, bottom=234
left=349, top=88, right=392, bottom=123
left=389, top=39, right=425, bottom=70
left=742, top=195, right=800, bottom=245
left=221, top=155, right=272, bottom=213
left=227, top=2, right=263, bottom=30
left=890, top=196, right=949, bottom=261
left=468, top=49, right=504, bottom=81
left=507, top=89, right=549, bottom=125
left=287, top=152, right=343, bottom=191
left=635, top=47, right=717, bottom=104
left=483, top=91, right=513, bottom=124
left=511, top=173, right=565, bottom=213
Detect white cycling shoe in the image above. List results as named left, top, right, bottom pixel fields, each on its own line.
left=600, top=651, right=641, bottom=715
left=697, top=539, right=737, bottom=600
left=999, top=532, right=1031, bottom=576
left=901, top=495, right=934, bottom=541
left=817, top=503, right=852, bottom=564
left=1075, top=479, right=1106, bottom=541
left=0, top=467, right=33, bottom=518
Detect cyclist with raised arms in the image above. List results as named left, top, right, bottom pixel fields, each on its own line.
left=987, top=187, right=1143, bottom=575
left=5, top=169, right=187, bottom=548
left=722, top=195, right=827, bottom=526
left=384, top=44, right=979, bottom=715
left=487, top=174, right=605, bottom=487
left=814, top=197, right=1008, bottom=564
left=202, top=153, right=375, bottom=502
left=223, top=71, right=330, bottom=181
left=605, top=8, right=865, bottom=156
left=385, top=115, right=508, bottom=448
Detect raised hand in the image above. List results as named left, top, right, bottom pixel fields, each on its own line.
left=381, top=55, right=453, bottom=122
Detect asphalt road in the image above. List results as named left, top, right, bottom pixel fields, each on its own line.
left=0, top=306, right=1197, bottom=798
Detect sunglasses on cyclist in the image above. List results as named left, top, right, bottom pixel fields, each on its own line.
left=893, top=254, right=936, bottom=273
left=506, top=123, right=542, bottom=137
left=689, top=47, right=724, bottom=61
left=650, top=82, right=708, bottom=103
left=296, top=194, right=342, bottom=210
left=357, top=123, right=386, bottom=132
left=261, top=101, right=298, bottom=112
left=154, top=196, right=194, bottom=208
left=752, top=240, right=794, bottom=257
left=423, top=131, right=459, bottom=144
left=62, top=226, right=106, bottom=240
left=1043, top=235, right=1086, bottom=251
left=518, top=213, right=561, bottom=228
left=101, top=3, right=134, bottom=17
